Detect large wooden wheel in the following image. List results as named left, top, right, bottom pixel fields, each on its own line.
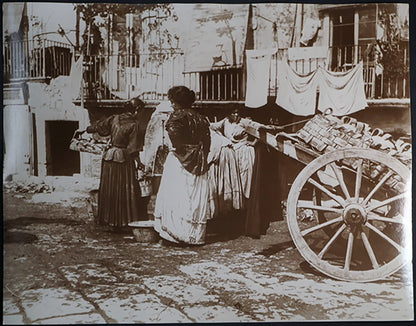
left=287, top=148, right=411, bottom=282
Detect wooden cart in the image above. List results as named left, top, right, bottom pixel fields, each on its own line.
left=244, top=113, right=412, bottom=282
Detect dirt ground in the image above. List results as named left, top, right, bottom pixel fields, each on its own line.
left=2, top=178, right=414, bottom=324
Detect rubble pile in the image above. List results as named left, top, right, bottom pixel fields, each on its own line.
left=4, top=181, right=55, bottom=194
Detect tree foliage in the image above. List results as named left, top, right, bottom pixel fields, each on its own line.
left=376, top=11, right=409, bottom=79
left=75, top=3, right=178, bottom=57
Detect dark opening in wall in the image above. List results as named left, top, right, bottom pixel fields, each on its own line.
left=45, top=120, right=80, bottom=176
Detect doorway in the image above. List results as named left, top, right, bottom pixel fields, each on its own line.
left=45, top=120, right=80, bottom=176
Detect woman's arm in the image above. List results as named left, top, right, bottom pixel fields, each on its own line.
left=240, top=118, right=283, bottom=133
left=209, top=118, right=225, bottom=133
left=86, top=115, right=114, bottom=137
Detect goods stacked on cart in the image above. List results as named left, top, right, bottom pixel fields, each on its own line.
left=296, top=113, right=411, bottom=193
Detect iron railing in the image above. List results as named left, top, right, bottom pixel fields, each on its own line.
left=3, top=39, right=72, bottom=81
left=183, top=65, right=245, bottom=101
left=327, top=43, right=410, bottom=99
left=81, top=52, right=184, bottom=101
left=3, top=39, right=409, bottom=101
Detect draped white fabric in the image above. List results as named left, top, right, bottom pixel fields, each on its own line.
left=318, top=62, right=368, bottom=116
left=276, top=61, right=368, bottom=116
left=245, top=48, right=277, bottom=108
left=276, top=60, right=319, bottom=116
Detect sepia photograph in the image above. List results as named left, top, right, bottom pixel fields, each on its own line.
left=2, top=1, right=413, bottom=323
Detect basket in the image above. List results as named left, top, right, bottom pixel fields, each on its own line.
left=69, top=130, right=108, bottom=155
left=129, top=220, right=159, bottom=243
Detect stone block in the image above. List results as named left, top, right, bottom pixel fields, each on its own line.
left=21, top=288, right=95, bottom=321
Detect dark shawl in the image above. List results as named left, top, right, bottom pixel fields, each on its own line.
left=165, top=109, right=211, bottom=175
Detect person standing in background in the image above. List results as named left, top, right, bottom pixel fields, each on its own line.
left=153, top=86, right=211, bottom=245
left=86, top=99, right=147, bottom=230
left=210, top=108, right=257, bottom=201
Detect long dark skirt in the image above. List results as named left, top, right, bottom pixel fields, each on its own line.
left=98, top=158, right=145, bottom=227
left=245, top=142, right=284, bottom=238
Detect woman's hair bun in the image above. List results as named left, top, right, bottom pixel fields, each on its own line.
left=168, top=86, right=196, bottom=108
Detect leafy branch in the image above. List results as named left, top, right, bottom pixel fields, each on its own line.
left=376, top=11, right=409, bottom=79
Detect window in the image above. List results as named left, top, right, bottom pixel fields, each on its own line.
left=359, top=8, right=377, bottom=41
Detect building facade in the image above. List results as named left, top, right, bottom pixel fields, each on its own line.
left=3, top=3, right=411, bottom=181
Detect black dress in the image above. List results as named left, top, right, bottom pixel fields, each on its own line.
left=245, top=142, right=284, bottom=238
left=91, top=112, right=146, bottom=227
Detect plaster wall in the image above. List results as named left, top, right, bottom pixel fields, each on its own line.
left=28, top=76, right=99, bottom=178
left=3, top=104, right=32, bottom=180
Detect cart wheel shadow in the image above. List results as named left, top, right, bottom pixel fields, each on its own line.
left=256, top=240, right=295, bottom=256
left=256, top=240, right=326, bottom=278
left=299, top=260, right=326, bottom=277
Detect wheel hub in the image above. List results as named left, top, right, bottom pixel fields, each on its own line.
left=343, top=204, right=367, bottom=226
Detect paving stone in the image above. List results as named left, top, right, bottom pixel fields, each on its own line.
left=59, top=263, right=118, bottom=285
left=3, top=298, right=20, bottom=315
left=141, top=275, right=220, bottom=305
left=96, top=293, right=191, bottom=323
left=180, top=261, right=269, bottom=297
left=20, top=288, right=95, bottom=321
left=32, top=313, right=106, bottom=324
left=183, top=304, right=253, bottom=322
left=2, top=314, right=25, bottom=325
left=82, top=284, right=148, bottom=301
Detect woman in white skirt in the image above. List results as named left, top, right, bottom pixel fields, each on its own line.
left=153, top=86, right=211, bottom=245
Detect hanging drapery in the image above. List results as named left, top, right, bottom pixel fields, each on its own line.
left=245, top=48, right=277, bottom=108
left=317, top=61, right=368, bottom=116
left=275, top=60, right=319, bottom=116
left=276, top=60, right=368, bottom=116
left=69, top=54, right=84, bottom=100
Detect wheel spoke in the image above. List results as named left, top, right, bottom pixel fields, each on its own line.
left=361, top=231, right=380, bottom=269
left=367, top=192, right=407, bottom=212
left=298, top=201, right=343, bottom=214
left=301, top=216, right=343, bottom=236
left=354, top=159, right=363, bottom=202
left=318, top=224, right=347, bottom=258
left=362, top=171, right=394, bottom=206
left=330, top=163, right=351, bottom=200
left=308, top=178, right=346, bottom=207
left=367, top=211, right=405, bottom=224
left=344, top=232, right=354, bottom=271
left=365, top=222, right=404, bottom=253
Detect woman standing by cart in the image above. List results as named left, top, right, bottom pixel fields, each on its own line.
left=86, top=98, right=147, bottom=230
left=153, top=86, right=211, bottom=245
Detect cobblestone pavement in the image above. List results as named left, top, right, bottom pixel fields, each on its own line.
left=3, top=184, right=414, bottom=324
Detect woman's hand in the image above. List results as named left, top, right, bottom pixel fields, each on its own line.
left=134, top=158, right=145, bottom=171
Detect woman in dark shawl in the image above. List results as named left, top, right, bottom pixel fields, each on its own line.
left=86, top=98, right=147, bottom=229
left=153, top=86, right=211, bottom=245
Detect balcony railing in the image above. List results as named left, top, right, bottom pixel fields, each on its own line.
left=183, top=44, right=409, bottom=102
left=183, top=65, right=245, bottom=102
left=328, top=43, right=410, bottom=99
left=4, top=39, right=408, bottom=102
left=81, top=52, right=184, bottom=101
left=3, top=39, right=72, bottom=82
